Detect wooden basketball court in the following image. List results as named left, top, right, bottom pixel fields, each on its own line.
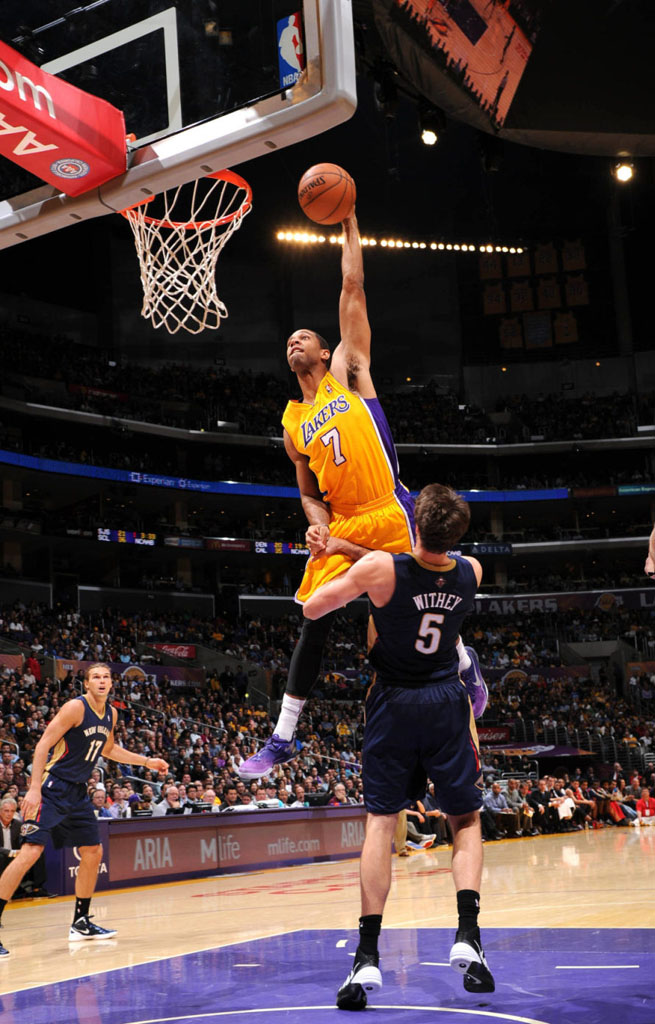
left=1, top=828, right=653, bottom=1023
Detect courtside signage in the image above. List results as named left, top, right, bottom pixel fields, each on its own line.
left=108, top=811, right=366, bottom=883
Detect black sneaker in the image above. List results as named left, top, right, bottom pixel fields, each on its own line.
left=336, top=952, right=382, bottom=1010
left=449, top=933, right=495, bottom=993
left=68, top=915, right=117, bottom=941
left=0, top=941, right=9, bottom=959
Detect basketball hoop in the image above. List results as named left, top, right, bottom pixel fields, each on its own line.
left=119, top=170, right=252, bottom=335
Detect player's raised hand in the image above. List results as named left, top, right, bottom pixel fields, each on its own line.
left=148, top=757, right=169, bottom=774
left=306, top=524, right=329, bottom=556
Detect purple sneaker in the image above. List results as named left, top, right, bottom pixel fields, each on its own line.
left=238, top=734, right=295, bottom=780
left=461, top=646, right=488, bottom=719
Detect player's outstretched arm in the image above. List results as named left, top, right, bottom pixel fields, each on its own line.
left=102, top=710, right=169, bottom=773
left=303, top=550, right=395, bottom=619
left=103, top=744, right=169, bottom=775
left=331, top=212, right=375, bottom=399
left=21, top=702, right=84, bottom=821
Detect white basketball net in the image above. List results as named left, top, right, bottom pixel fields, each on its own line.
left=121, top=171, right=252, bottom=335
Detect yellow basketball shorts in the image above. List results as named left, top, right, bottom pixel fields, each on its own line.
left=295, top=489, right=415, bottom=604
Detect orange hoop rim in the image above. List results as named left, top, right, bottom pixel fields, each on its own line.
left=118, top=169, right=252, bottom=230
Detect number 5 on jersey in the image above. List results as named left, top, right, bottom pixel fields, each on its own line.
left=415, top=612, right=444, bottom=655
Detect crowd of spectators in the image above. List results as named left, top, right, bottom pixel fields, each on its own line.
left=0, top=599, right=654, bottom=777
left=1, top=592, right=654, bottom=886
left=3, top=585, right=655, bottom=695
left=2, top=325, right=654, bottom=443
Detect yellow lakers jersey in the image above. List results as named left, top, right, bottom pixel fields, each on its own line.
left=282, top=371, right=403, bottom=511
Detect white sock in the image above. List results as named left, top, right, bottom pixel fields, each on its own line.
left=456, top=637, right=471, bottom=671
left=275, top=695, right=306, bottom=741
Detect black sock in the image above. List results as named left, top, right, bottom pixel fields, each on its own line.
left=0, top=898, right=6, bottom=922
left=357, top=914, right=382, bottom=958
left=74, top=897, right=91, bottom=922
left=456, top=889, right=480, bottom=941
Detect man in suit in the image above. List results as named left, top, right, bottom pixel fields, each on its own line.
left=91, top=789, right=112, bottom=819
left=0, top=798, right=48, bottom=896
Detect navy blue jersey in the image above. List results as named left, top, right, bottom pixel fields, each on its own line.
left=45, top=695, right=113, bottom=783
left=369, top=552, right=477, bottom=685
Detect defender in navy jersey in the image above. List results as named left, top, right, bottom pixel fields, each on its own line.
left=0, top=663, right=168, bottom=958
left=304, top=484, right=494, bottom=1008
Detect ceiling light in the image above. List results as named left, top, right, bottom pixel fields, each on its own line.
left=419, top=104, right=446, bottom=147
left=613, top=161, right=634, bottom=183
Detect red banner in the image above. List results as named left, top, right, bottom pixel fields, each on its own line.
left=477, top=726, right=511, bottom=743
left=152, top=644, right=197, bottom=660
left=571, top=486, right=617, bottom=499
left=626, top=661, right=655, bottom=679
left=0, top=40, right=126, bottom=197
left=0, top=654, right=22, bottom=672
left=69, top=384, right=128, bottom=402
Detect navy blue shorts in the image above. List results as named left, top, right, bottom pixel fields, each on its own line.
left=21, top=775, right=101, bottom=849
left=362, top=678, right=483, bottom=816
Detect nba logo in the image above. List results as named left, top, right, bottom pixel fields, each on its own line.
left=277, top=13, right=305, bottom=89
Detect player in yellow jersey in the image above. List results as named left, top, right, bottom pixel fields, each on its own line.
left=239, top=212, right=485, bottom=780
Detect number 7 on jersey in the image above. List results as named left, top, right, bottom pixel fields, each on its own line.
left=320, top=427, right=347, bottom=466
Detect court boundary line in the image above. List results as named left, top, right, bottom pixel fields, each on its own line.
left=2, top=923, right=652, bottom=998
left=0, top=927, right=303, bottom=996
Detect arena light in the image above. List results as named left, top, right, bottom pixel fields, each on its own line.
left=419, top=104, right=446, bottom=147
left=613, top=161, right=634, bottom=183
left=276, top=230, right=524, bottom=254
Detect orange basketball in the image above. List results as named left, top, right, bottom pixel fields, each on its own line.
left=297, top=163, right=356, bottom=224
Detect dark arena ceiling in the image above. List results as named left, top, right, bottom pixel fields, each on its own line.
left=362, top=0, right=655, bottom=156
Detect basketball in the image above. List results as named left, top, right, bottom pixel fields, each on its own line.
left=297, top=163, right=356, bottom=224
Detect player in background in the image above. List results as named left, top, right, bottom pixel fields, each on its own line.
left=240, top=213, right=486, bottom=780
left=304, top=484, right=494, bottom=1008
left=645, top=525, right=655, bottom=578
left=0, top=663, right=168, bottom=958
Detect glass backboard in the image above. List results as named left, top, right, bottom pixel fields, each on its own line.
left=0, top=0, right=356, bottom=248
